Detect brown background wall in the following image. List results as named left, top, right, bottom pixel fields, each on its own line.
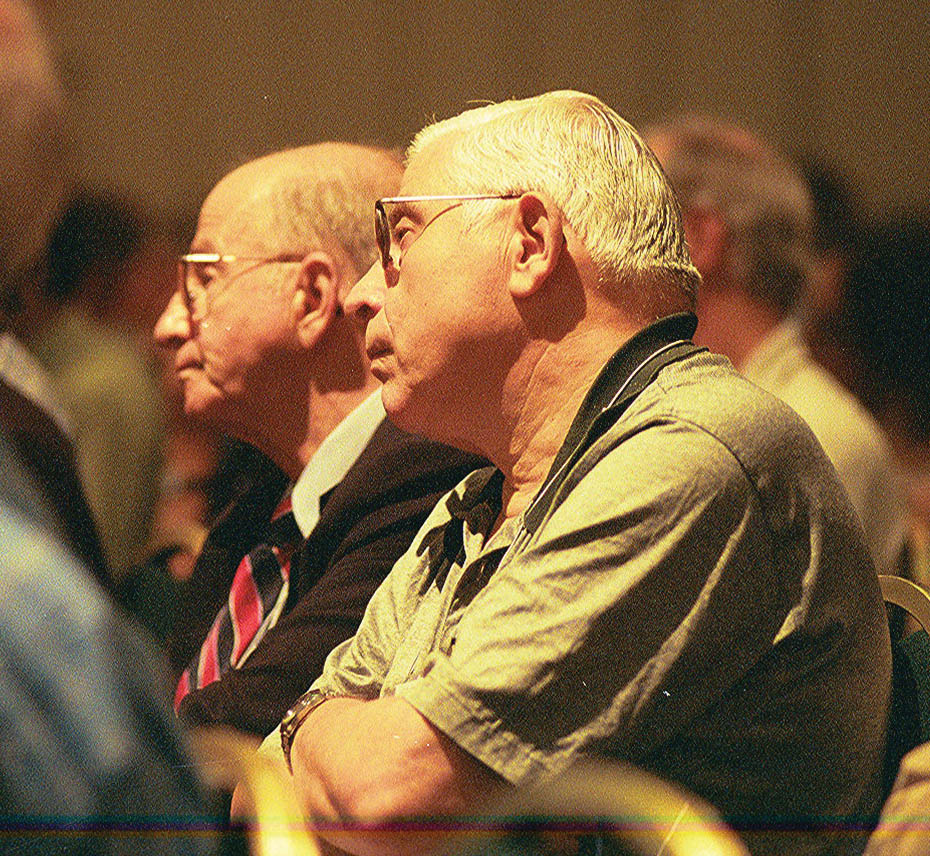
left=38, top=0, right=930, bottom=227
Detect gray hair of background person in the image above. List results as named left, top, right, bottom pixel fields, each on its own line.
left=267, top=143, right=404, bottom=280
left=649, top=115, right=813, bottom=314
left=407, top=90, right=700, bottom=308
left=0, top=0, right=68, bottom=298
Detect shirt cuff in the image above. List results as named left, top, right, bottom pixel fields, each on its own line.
left=259, top=724, right=286, bottom=766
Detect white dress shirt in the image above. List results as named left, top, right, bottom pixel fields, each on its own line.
left=291, top=390, right=386, bottom=537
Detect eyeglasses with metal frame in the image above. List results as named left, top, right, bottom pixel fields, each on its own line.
left=375, top=194, right=521, bottom=270
left=176, top=252, right=303, bottom=321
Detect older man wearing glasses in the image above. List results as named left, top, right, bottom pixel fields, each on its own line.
left=255, top=93, right=892, bottom=856
left=153, top=142, right=482, bottom=737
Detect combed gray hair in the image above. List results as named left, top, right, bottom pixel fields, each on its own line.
left=268, top=143, right=403, bottom=280
left=407, top=91, right=700, bottom=308
left=0, top=0, right=67, bottom=296
left=647, top=115, right=814, bottom=314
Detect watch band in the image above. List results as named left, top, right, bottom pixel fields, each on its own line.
left=280, top=689, right=336, bottom=773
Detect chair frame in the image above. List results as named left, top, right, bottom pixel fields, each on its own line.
left=879, top=575, right=930, bottom=634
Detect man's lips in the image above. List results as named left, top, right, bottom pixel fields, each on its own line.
left=175, top=356, right=203, bottom=374
left=365, top=335, right=392, bottom=362
left=174, top=343, right=203, bottom=374
left=365, top=340, right=392, bottom=381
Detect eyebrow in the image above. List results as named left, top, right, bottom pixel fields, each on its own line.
left=386, top=201, right=421, bottom=230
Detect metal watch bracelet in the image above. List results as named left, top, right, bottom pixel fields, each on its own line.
left=280, top=689, right=337, bottom=773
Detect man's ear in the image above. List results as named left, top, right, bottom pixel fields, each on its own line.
left=682, top=205, right=728, bottom=280
left=292, top=251, right=341, bottom=349
left=507, top=192, right=564, bottom=299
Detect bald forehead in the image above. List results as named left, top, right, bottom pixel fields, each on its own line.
left=194, top=142, right=403, bottom=260
left=193, top=166, right=277, bottom=251
left=309, top=142, right=403, bottom=177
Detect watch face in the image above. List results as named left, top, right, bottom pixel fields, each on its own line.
left=283, top=692, right=313, bottom=733
left=283, top=700, right=302, bottom=726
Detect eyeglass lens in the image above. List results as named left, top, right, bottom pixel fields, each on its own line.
left=375, top=201, right=392, bottom=269
left=178, top=259, right=205, bottom=321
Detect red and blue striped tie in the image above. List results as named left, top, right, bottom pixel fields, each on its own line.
left=174, top=494, right=301, bottom=710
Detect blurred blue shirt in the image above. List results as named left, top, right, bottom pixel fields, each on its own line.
left=0, top=460, right=212, bottom=854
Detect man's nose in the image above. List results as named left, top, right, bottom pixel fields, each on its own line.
left=344, top=262, right=388, bottom=326
left=153, top=290, right=191, bottom=347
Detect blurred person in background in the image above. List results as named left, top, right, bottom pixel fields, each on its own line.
left=19, top=190, right=222, bottom=638
left=155, top=142, right=484, bottom=736
left=0, top=1, right=210, bottom=849
left=648, top=115, right=910, bottom=580
left=14, top=191, right=168, bottom=582
left=0, top=0, right=108, bottom=584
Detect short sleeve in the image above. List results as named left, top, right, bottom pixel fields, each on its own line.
left=396, top=422, right=785, bottom=785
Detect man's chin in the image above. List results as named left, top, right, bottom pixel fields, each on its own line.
left=380, top=384, right=416, bottom=432
left=178, top=375, right=222, bottom=422
left=380, top=386, right=442, bottom=444
left=181, top=394, right=219, bottom=425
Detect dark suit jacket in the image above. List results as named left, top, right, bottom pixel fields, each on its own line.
left=0, top=378, right=109, bottom=589
left=175, top=419, right=485, bottom=736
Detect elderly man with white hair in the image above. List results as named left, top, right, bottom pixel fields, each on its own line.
left=251, top=91, right=891, bottom=856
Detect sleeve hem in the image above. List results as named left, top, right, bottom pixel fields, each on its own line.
left=395, top=673, right=555, bottom=786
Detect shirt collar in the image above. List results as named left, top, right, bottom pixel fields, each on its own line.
left=416, top=466, right=504, bottom=591
left=291, top=390, right=386, bottom=536
left=0, top=332, right=73, bottom=439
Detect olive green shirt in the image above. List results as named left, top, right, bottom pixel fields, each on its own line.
left=306, top=348, right=890, bottom=855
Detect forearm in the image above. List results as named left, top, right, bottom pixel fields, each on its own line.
left=287, top=695, right=502, bottom=856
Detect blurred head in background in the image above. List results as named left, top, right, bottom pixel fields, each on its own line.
left=0, top=0, right=68, bottom=322
left=646, top=115, right=813, bottom=364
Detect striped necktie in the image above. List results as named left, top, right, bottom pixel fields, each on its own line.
left=174, top=493, right=301, bottom=709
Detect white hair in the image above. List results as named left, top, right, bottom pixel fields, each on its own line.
left=407, top=91, right=699, bottom=306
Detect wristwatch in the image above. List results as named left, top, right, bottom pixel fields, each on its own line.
left=280, top=689, right=336, bottom=773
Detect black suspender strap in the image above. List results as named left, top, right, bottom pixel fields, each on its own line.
left=423, top=313, right=701, bottom=589
left=523, top=316, right=701, bottom=536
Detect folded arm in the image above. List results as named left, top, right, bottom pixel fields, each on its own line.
left=286, top=695, right=503, bottom=856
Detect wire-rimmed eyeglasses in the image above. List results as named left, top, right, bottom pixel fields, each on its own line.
left=177, top=252, right=302, bottom=321
left=375, top=194, right=521, bottom=269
